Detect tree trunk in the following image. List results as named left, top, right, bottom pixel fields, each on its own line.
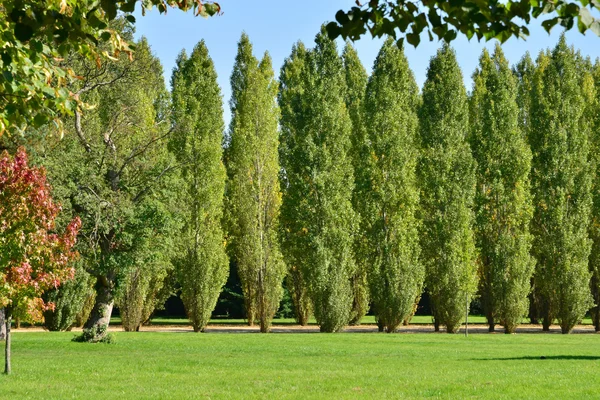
left=433, top=319, right=440, bottom=332
left=487, top=316, right=495, bottom=332
left=0, top=309, right=6, bottom=341
left=83, top=278, right=114, bottom=342
left=4, top=308, right=11, bottom=375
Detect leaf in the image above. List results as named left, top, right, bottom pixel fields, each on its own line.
left=126, top=15, right=136, bottom=23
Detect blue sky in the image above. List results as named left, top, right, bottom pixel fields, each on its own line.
left=133, top=1, right=600, bottom=126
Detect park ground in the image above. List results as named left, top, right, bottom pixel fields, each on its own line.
left=1, top=317, right=599, bottom=399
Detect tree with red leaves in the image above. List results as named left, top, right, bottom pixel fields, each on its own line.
left=0, top=147, right=81, bottom=375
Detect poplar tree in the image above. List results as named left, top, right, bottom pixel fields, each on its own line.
left=587, top=61, right=600, bottom=332
left=278, top=42, right=312, bottom=325
left=170, top=41, right=229, bottom=332
left=470, top=45, right=534, bottom=333
left=530, top=37, right=594, bottom=333
left=279, top=28, right=357, bottom=332
left=228, top=38, right=286, bottom=333
left=342, top=42, right=370, bottom=326
left=360, top=38, right=423, bottom=333
left=418, top=45, right=477, bottom=333
left=513, top=52, right=540, bottom=324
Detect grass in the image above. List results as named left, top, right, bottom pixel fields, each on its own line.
left=1, top=331, right=599, bottom=399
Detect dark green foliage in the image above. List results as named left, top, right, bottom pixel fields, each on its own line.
left=279, top=28, right=357, bottom=332
left=470, top=45, right=534, bottom=334
left=43, top=263, right=95, bottom=331
left=327, top=1, right=600, bottom=46
left=530, top=36, right=594, bottom=334
left=170, top=41, right=229, bottom=333
left=342, top=42, right=370, bottom=326
left=418, top=45, right=477, bottom=333
left=359, top=38, right=423, bottom=333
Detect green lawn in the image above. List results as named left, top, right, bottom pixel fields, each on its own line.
left=1, top=332, right=599, bottom=399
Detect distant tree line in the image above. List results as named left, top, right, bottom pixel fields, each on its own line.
left=2, top=20, right=599, bottom=338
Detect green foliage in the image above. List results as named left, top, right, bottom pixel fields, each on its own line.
left=279, top=28, right=357, bottom=332
left=342, top=42, right=370, bottom=326
left=72, top=325, right=115, bottom=344
left=587, top=61, right=600, bottom=331
left=530, top=36, right=594, bottom=333
left=170, top=41, right=229, bottom=333
left=327, top=1, right=600, bottom=47
left=34, top=36, right=177, bottom=339
left=0, top=0, right=220, bottom=136
left=43, top=262, right=95, bottom=331
left=227, top=34, right=286, bottom=333
left=470, top=45, right=535, bottom=334
left=359, top=38, right=423, bottom=333
left=278, top=42, right=312, bottom=326
left=418, top=45, right=477, bottom=333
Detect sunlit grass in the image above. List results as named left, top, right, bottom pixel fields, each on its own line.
left=1, top=332, right=599, bottom=399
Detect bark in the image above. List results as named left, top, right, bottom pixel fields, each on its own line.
left=83, top=277, right=114, bottom=341
left=0, top=309, right=5, bottom=341
left=487, top=316, right=495, bottom=333
left=4, top=308, right=11, bottom=375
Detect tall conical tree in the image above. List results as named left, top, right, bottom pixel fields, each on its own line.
left=226, top=33, right=260, bottom=325
left=418, top=44, right=477, bottom=334
left=359, top=38, right=423, bottom=333
left=587, top=60, right=600, bottom=332
left=278, top=42, right=313, bottom=326
left=228, top=41, right=286, bottom=333
left=279, top=28, right=357, bottom=333
left=170, top=41, right=229, bottom=332
left=513, top=52, right=541, bottom=324
left=470, top=45, right=534, bottom=334
left=530, top=36, right=594, bottom=334
left=342, top=42, right=370, bottom=326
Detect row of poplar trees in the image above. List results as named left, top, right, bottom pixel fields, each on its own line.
left=18, top=22, right=599, bottom=336
left=173, top=26, right=600, bottom=334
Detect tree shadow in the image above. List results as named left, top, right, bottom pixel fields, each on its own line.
left=477, top=355, right=600, bottom=361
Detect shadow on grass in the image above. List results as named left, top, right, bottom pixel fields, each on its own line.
left=477, top=355, right=600, bottom=361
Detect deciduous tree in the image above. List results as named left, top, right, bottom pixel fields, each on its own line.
left=360, top=38, right=423, bottom=333
left=228, top=34, right=286, bottom=333
left=342, top=42, right=370, bottom=326
left=170, top=41, right=229, bottom=332
left=470, top=45, right=534, bottom=334
left=278, top=42, right=313, bottom=326
left=418, top=45, right=477, bottom=333
left=279, top=28, right=357, bottom=332
left=0, top=147, right=80, bottom=374
left=530, top=36, right=594, bottom=333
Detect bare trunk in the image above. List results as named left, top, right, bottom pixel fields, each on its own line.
left=83, top=278, right=114, bottom=342
left=487, top=316, right=495, bottom=332
left=433, top=319, right=440, bottom=332
left=0, top=309, right=5, bottom=341
left=4, top=308, right=11, bottom=375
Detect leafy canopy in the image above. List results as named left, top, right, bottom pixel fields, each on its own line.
left=0, top=147, right=80, bottom=321
left=327, top=1, right=600, bottom=47
left=0, top=0, right=220, bottom=136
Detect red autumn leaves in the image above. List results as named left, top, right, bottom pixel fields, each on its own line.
left=0, top=147, right=80, bottom=321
